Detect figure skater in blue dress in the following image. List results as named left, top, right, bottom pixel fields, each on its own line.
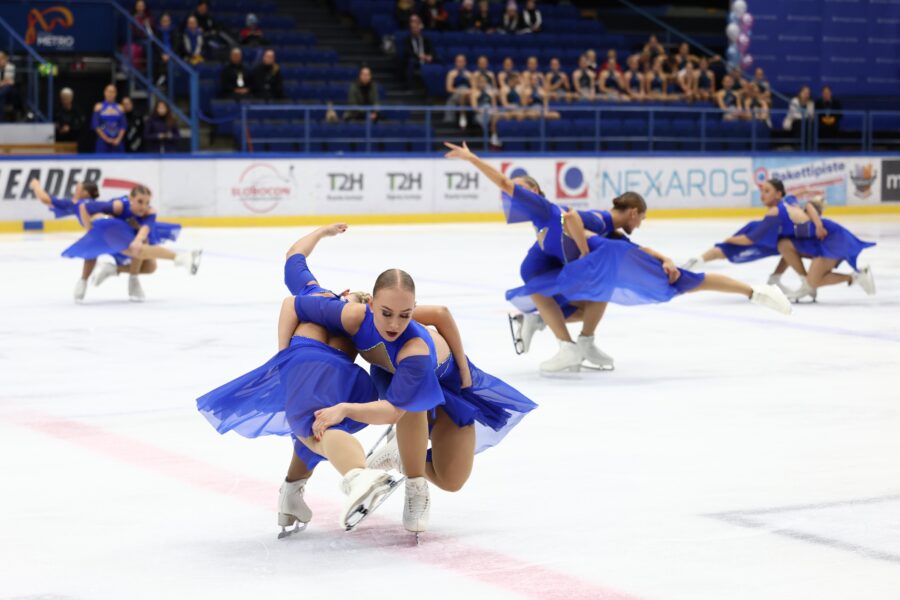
left=285, top=232, right=537, bottom=538
left=92, top=84, right=127, bottom=153
left=444, top=141, right=791, bottom=373
left=197, top=225, right=409, bottom=535
left=60, top=185, right=202, bottom=302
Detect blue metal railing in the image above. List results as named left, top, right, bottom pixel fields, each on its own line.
left=234, top=104, right=893, bottom=154
left=0, top=16, right=54, bottom=122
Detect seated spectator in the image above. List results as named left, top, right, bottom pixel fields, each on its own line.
left=419, top=0, right=449, bottom=31
left=240, top=14, right=267, bottom=47
left=499, top=72, right=525, bottom=120
left=545, top=57, right=572, bottom=102
left=497, top=56, right=519, bottom=89
left=677, top=62, right=698, bottom=102
left=252, top=49, right=285, bottom=100
left=695, top=56, right=716, bottom=101
left=598, top=56, right=627, bottom=100
left=600, top=49, right=623, bottom=74
left=584, top=49, right=598, bottom=72
left=572, top=54, right=596, bottom=101
left=144, top=100, right=180, bottom=153
left=474, top=55, right=497, bottom=91
left=445, top=54, right=472, bottom=128
left=523, top=56, right=544, bottom=88
left=643, top=34, right=666, bottom=62
left=743, top=83, right=771, bottom=126
left=121, top=96, right=145, bottom=153
left=191, top=0, right=235, bottom=57
left=55, top=88, right=85, bottom=144
left=220, top=47, right=251, bottom=99
left=182, top=15, right=205, bottom=64
left=751, top=67, right=771, bottom=105
left=401, top=15, right=435, bottom=84
left=501, top=2, right=524, bottom=35
left=522, top=0, right=542, bottom=33
left=672, top=42, right=697, bottom=73
left=717, top=75, right=750, bottom=120
left=474, top=0, right=495, bottom=33
left=646, top=55, right=675, bottom=101
left=0, top=51, right=18, bottom=122
left=469, top=73, right=500, bottom=144
left=345, top=66, right=380, bottom=122
left=622, top=55, right=645, bottom=101
left=637, top=50, right=653, bottom=73
left=459, top=0, right=477, bottom=31
left=816, top=85, right=842, bottom=139
left=519, top=72, right=559, bottom=119
left=395, top=0, right=416, bottom=28
left=92, top=84, right=126, bottom=153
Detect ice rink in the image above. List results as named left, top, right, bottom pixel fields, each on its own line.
left=2, top=216, right=899, bottom=600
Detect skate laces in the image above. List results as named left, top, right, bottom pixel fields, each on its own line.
left=406, top=480, right=429, bottom=515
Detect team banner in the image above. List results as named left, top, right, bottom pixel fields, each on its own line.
left=0, top=155, right=890, bottom=223
left=0, top=2, right=115, bottom=53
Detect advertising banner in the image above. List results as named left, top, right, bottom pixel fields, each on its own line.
left=0, top=2, right=115, bottom=53
left=881, top=158, right=900, bottom=202
left=751, top=156, right=881, bottom=205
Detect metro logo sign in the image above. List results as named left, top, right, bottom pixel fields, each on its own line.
left=24, top=6, right=75, bottom=49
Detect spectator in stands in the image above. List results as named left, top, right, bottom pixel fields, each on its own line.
left=144, top=100, right=180, bottom=153
left=743, top=83, right=771, bottom=126
left=643, top=34, right=666, bottom=62
left=501, top=2, right=525, bottom=34
left=522, top=0, right=543, bottom=33
left=497, top=57, right=519, bottom=89
left=155, top=12, right=179, bottom=78
left=220, top=47, right=251, bottom=99
left=0, top=51, right=17, bottom=122
left=572, top=54, right=596, bottom=101
left=252, top=49, right=285, bottom=100
left=240, top=14, right=267, bottom=47
left=401, top=15, right=435, bottom=84
left=474, top=0, right=496, bottom=33
left=475, top=55, right=497, bottom=91
left=459, top=0, right=478, bottom=32
left=584, top=49, right=599, bottom=73
left=816, top=85, right=842, bottom=139
left=54, top=88, right=85, bottom=144
left=637, top=50, right=653, bottom=73
left=695, top=56, right=716, bottom=102
left=419, top=0, right=449, bottom=31
left=717, top=75, right=750, bottom=120
left=545, top=57, right=572, bottom=102
left=182, top=16, right=205, bottom=64
left=191, top=0, right=235, bottom=57
left=646, top=55, right=674, bottom=101
left=598, top=56, right=627, bottom=100
left=600, top=49, right=623, bottom=74
left=445, top=54, right=472, bottom=128
left=469, top=72, right=500, bottom=144
left=499, top=72, right=525, bottom=121
left=121, top=97, right=145, bottom=153
left=673, top=42, right=697, bottom=72
left=133, top=0, right=153, bottom=33
left=345, top=66, right=380, bottom=122
left=523, top=56, right=544, bottom=88
left=783, top=85, right=814, bottom=133
left=92, top=84, right=127, bottom=153
left=395, top=0, right=416, bottom=29
left=520, top=72, right=559, bottom=119
left=677, top=62, right=698, bottom=102
left=750, top=67, right=771, bottom=105
left=622, top=54, right=645, bottom=101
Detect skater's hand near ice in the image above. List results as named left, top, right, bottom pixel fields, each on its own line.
left=815, top=223, right=828, bottom=240
left=661, top=258, right=681, bottom=284
left=444, top=141, right=475, bottom=161
left=313, top=404, right=347, bottom=440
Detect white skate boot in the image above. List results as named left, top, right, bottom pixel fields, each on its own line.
left=785, top=277, right=816, bottom=303
left=750, top=284, right=792, bottom=315
left=277, top=478, right=313, bottom=539
left=128, top=275, right=145, bottom=302
left=766, top=273, right=791, bottom=295
left=681, top=256, right=704, bottom=271
left=73, top=278, right=87, bottom=302
left=366, top=427, right=401, bottom=473
left=508, top=312, right=546, bottom=355
left=175, top=249, right=203, bottom=275
left=403, top=477, right=430, bottom=541
left=539, top=340, right=583, bottom=374
left=576, top=335, right=615, bottom=371
left=851, top=266, right=875, bottom=296
left=91, top=262, right=118, bottom=287
left=340, top=467, right=405, bottom=531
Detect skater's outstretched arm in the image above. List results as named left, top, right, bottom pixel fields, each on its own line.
left=444, top=141, right=514, bottom=195
left=639, top=245, right=681, bottom=283
left=286, top=223, right=348, bottom=259
left=278, top=296, right=300, bottom=350
left=29, top=179, right=52, bottom=206
left=562, top=207, right=591, bottom=257
left=412, top=305, right=472, bottom=388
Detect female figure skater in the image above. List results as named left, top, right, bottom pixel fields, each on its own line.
left=30, top=177, right=101, bottom=301
left=60, top=185, right=201, bottom=302
left=443, top=141, right=791, bottom=372
left=287, top=242, right=537, bottom=538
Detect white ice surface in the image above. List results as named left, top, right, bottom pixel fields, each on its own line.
left=2, top=218, right=899, bottom=600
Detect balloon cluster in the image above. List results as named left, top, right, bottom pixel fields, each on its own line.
left=726, top=0, right=754, bottom=71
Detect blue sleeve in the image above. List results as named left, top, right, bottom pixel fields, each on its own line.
left=501, top=185, right=554, bottom=226
left=745, top=215, right=780, bottom=243
left=284, top=254, right=318, bottom=295
left=84, top=200, right=117, bottom=216
left=384, top=355, right=446, bottom=412
left=578, top=210, right=610, bottom=236
left=784, top=195, right=799, bottom=206
left=91, top=109, right=100, bottom=130
left=141, top=213, right=158, bottom=227
left=293, top=295, right=348, bottom=336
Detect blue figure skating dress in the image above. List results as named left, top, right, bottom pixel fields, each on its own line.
left=60, top=197, right=181, bottom=265
left=293, top=294, right=537, bottom=455
left=775, top=201, right=875, bottom=271
left=47, top=196, right=91, bottom=225
left=712, top=195, right=801, bottom=263
left=502, top=185, right=704, bottom=312
left=92, top=100, right=126, bottom=153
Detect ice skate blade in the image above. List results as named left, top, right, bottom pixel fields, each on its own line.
left=344, top=474, right=405, bottom=531
left=507, top=314, right=525, bottom=355
left=366, top=424, right=395, bottom=459
left=539, top=366, right=582, bottom=379
left=580, top=363, right=615, bottom=372
left=277, top=521, right=307, bottom=539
